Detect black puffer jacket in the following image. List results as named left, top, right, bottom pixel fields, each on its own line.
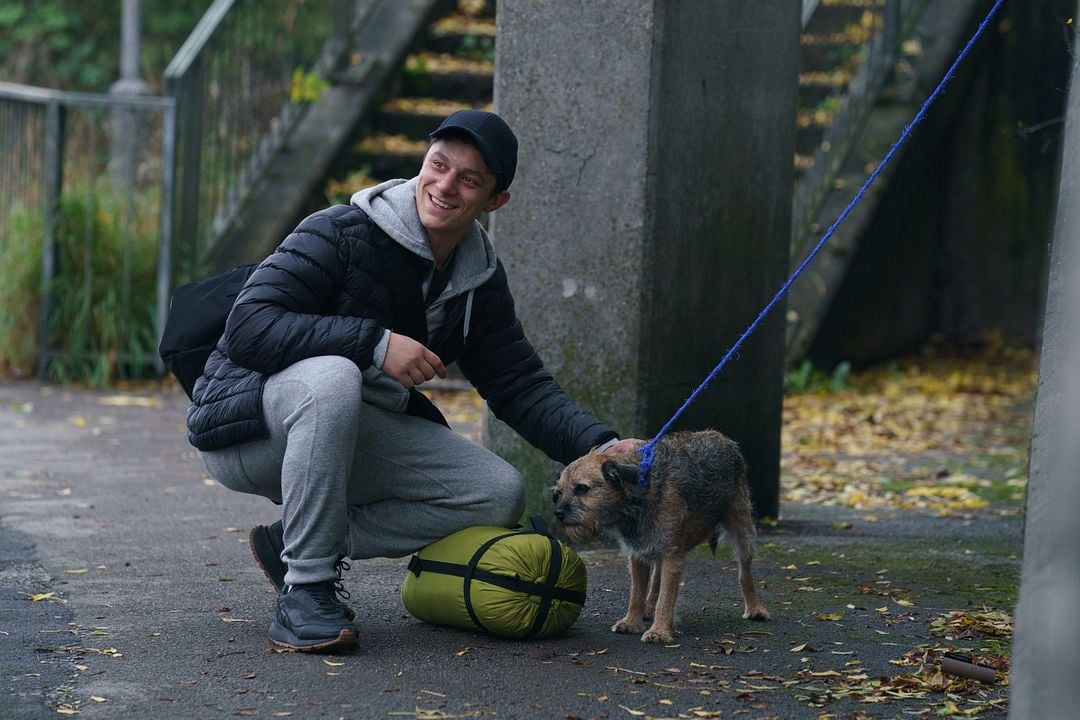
left=186, top=204, right=617, bottom=465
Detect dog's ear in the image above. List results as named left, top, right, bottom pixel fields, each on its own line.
left=601, top=459, right=639, bottom=491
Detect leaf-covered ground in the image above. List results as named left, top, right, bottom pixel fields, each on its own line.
left=428, top=342, right=1037, bottom=520
left=780, top=343, right=1036, bottom=517
left=423, top=344, right=1035, bottom=718
left=3, top=343, right=1034, bottom=718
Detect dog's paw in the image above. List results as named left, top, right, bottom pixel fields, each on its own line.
left=743, top=605, right=771, bottom=621
left=612, top=617, right=643, bottom=635
left=640, top=625, right=675, bottom=644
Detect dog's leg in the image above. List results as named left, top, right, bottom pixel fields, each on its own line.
left=612, top=556, right=651, bottom=635
left=643, top=560, right=663, bottom=620
left=722, top=508, right=770, bottom=621
left=641, top=554, right=686, bottom=643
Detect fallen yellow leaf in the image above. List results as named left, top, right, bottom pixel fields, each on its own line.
left=97, top=395, right=162, bottom=408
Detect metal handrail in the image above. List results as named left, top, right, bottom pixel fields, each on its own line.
left=0, top=81, right=177, bottom=377
left=162, top=0, right=235, bottom=80
left=0, top=81, right=176, bottom=110
left=163, top=0, right=356, bottom=279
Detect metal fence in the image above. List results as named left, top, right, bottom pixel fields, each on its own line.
left=164, top=0, right=357, bottom=278
left=0, top=81, right=176, bottom=380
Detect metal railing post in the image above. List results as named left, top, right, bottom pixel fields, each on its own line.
left=155, top=101, right=178, bottom=376
left=882, top=0, right=902, bottom=70
left=169, top=58, right=205, bottom=278
left=38, top=100, right=65, bottom=380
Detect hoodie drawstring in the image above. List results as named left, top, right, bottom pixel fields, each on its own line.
left=463, top=289, right=475, bottom=341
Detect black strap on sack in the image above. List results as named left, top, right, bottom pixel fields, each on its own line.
left=407, top=517, right=585, bottom=638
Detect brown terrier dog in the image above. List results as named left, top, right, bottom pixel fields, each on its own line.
left=552, top=430, right=769, bottom=643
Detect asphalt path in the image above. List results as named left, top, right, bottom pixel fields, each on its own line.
left=0, top=380, right=1019, bottom=719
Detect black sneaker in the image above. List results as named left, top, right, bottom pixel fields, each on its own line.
left=250, top=522, right=355, bottom=620
left=269, top=582, right=359, bottom=652
left=249, top=521, right=286, bottom=590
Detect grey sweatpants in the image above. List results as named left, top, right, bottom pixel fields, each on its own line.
left=201, top=356, right=525, bottom=586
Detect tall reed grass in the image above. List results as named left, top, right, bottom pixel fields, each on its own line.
left=0, top=180, right=159, bottom=386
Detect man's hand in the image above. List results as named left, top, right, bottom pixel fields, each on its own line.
left=602, top=438, right=647, bottom=454
left=383, top=332, right=447, bottom=388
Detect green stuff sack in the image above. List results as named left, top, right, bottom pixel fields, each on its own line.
left=401, top=519, right=587, bottom=639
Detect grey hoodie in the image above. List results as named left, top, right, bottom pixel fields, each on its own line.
left=349, top=178, right=498, bottom=410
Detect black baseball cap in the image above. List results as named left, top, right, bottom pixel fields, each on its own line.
left=430, top=110, right=518, bottom=189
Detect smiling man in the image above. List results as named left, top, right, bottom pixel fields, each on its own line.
left=185, top=110, right=639, bottom=653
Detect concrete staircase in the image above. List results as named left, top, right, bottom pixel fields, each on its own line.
left=322, top=0, right=887, bottom=202
left=242, top=0, right=972, bottom=366
left=323, top=0, right=497, bottom=204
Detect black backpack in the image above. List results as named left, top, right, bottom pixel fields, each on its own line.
left=158, top=261, right=259, bottom=400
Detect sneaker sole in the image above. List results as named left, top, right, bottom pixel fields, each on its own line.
left=269, top=623, right=359, bottom=653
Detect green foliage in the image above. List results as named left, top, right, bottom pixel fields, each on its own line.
left=0, top=208, right=43, bottom=377
left=0, top=0, right=211, bottom=91
left=0, top=183, right=159, bottom=386
left=458, top=33, right=495, bottom=63
left=0, top=1, right=117, bottom=90
left=289, top=67, right=329, bottom=104
left=784, top=359, right=852, bottom=394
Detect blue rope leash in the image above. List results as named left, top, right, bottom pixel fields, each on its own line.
left=637, top=0, right=1006, bottom=492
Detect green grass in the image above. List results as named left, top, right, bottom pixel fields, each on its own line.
left=0, top=181, right=160, bottom=386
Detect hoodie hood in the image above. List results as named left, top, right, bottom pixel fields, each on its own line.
left=351, top=178, right=497, bottom=297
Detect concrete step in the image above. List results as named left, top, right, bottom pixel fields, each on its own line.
left=798, top=82, right=846, bottom=114
left=353, top=133, right=428, bottom=179
left=426, top=12, right=496, bottom=56
left=807, top=0, right=885, bottom=33
left=799, top=0, right=882, bottom=73
left=376, top=97, right=493, bottom=138
left=796, top=123, right=830, bottom=157
left=400, top=52, right=494, bottom=101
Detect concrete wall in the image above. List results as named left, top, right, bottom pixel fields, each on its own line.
left=489, top=0, right=799, bottom=519
left=1008, top=35, right=1080, bottom=720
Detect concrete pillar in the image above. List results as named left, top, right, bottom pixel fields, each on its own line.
left=489, top=1, right=799, bottom=519
left=1008, top=42, right=1080, bottom=720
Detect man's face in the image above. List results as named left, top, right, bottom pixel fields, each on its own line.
left=415, top=137, right=510, bottom=242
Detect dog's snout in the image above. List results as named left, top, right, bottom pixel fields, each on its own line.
left=553, top=506, right=566, bottom=521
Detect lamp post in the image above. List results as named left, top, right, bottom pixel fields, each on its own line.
left=109, top=0, right=152, bottom=185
